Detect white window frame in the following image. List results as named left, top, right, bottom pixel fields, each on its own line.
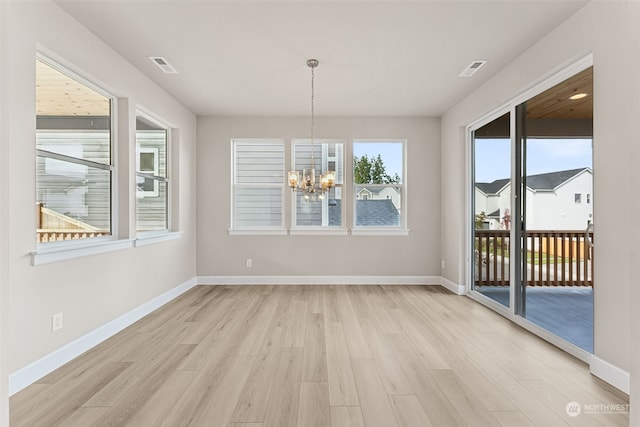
left=135, top=109, right=171, bottom=238
left=230, top=138, right=286, bottom=235
left=136, top=147, right=160, bottom=198
left=290, top=138, right=347, bottom=235
left=33, top=54, right=124, bottom=265
left=351, top=139, right=408, bottom=236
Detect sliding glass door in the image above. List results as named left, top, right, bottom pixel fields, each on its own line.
left=518, top=67, right=594, bottom=352
left=470, top=65, right=594, bottom=353
left=472, top=112, right=512, bottom=309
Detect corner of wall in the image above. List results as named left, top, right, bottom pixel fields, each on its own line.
left=8, top=276, right=197, bottom=396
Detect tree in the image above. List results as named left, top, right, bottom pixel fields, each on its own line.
left=354, top=154, right=372, bottom=184
left=475, top=211, right=487, bottom=229
left=371, top=155, right=386, bottom=183
left=354, top=154, right=401, bottom=184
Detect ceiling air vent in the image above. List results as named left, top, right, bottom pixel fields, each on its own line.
left=149, top=56, right=178, bottom=74
left=459, top=60, right=487, bottom=77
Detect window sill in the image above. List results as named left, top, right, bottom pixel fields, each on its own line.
left=350, top=228, right=410, bottom=236
left=135, top=231, right=183, bottom=247
left=228, top=229, right=288, bottom=236
left=32, top=238, right=135, bottom=266
left=289, top=228, right=349, bottom=236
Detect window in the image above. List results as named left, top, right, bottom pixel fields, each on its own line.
left=136, top=113, right=169, bottom=233
left=575, top=193, right=582, bottom=203
left=292, top=139, right=344, bottom=228
left=353, top=140, right=405, bottom=229
left=587, top=193, right=591, bottom=204
left=232, top=139, right=285, bottom=230
left=36, top=57, right=113, bottom=243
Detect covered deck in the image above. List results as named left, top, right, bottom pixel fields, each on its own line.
left=475, top=229, right=594, bottom=352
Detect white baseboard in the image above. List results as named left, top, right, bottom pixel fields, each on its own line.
left=440, top=276, right=467, bottom=295
left=9, top=274, right=630, bottom=398
left=197, top=275, right=441, bottom=285
left=590, top=355, right=630, bottom=394
left=9, top=276, right=197, bottom=396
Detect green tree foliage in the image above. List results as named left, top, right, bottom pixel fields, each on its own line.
left=354, top=154, right=401, bottom=184
left=354, top=154, right=372, bottom=184
left=475, top=211, right=487, bottom=229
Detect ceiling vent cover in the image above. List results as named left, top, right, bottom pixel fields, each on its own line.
left=459, top=60, right=487, bottom=77
left=149, top=56, right=178, bottom=74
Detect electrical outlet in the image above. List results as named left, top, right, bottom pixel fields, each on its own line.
left=246, top=259, right=252, bottom=268
left=441, top=260, right=446, bottom=269
left=52, top=312, right=63, bottom=331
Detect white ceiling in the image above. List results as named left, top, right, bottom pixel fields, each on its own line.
left=55, top=0, right=587, bottom=117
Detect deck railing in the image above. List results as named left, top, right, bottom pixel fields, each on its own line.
left=475, top=229, right=593, bottom=287
left=37, top=229, right=110, bottom=243
left=36, top=203, right=109, bottom=243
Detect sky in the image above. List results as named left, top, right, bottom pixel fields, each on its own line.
left=353, top=141, right=403, bottom=181
left=475, top=138, right=593, bottom=183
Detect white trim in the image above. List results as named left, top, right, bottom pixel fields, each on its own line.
left=590, top=356, right=631, bottom=395
left=467, top=289, right=594, bottom=364
left=350, top=228, right=410, bottom=236
left=228, top=229, right=288, bottom=236
left=197, top=275, right=439, bottom=286
left=290, top=139, right=346, bottom=229
left=352, top=139, right=407, bottom=230
left=511, top=53, right=593, bottom=110
left=134, top=231, right=182, bottom=247
left=463, top=56, right=599, bottom=369
left=440, top=276, right=467, bottom=295
left=510, top=313, right=593, bottom=362
left=231, top=138, right=286, bottom=230
left=36, top=53, right=115, bottom=100
left=31, top=238, right=134, bottom=266
left=289, top=229, right=349, bottom=236
left=8, top=277, right=197, bottom=396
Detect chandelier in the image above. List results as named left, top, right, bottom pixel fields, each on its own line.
left=287, top=59, right=336, bottom=199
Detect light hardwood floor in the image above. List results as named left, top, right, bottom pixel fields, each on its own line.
left=10, top=285, right=629, bottom=426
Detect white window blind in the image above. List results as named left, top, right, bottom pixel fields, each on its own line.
left=232, top=139, right=285, bottom=228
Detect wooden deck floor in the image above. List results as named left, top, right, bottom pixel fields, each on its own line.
left=10, top=285, right=628, bottom=426
left=477, top=286, right=593, bottom=352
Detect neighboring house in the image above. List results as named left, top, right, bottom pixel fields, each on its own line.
left=36, top=131, right=111, bottom=231
left=475, top=178, right=510, bottom=229
left=356, top=186, right=401, bottom=211
left=297, top=198, right=400, bottom=227
left=36, top=128, right=168, bottom=234
left=475, top=167, right=593, bottom=230
left=355, top=199, right=399, bottom=226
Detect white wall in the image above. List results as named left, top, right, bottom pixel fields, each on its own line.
left=0, top=1, right=8, bottom=424
left=197, top=116, right=440, bottom=278
left=441, top=0, right=639, bottom=396
left=1, top=0, right=197, bottom=387
left=627, top=2, right=640, bottom=424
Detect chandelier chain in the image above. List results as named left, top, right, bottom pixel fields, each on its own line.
left=287, top=58, right=334, bottom=197
left=310, top=62, right=315, bottom=169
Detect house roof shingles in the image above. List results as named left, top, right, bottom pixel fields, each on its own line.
left=475, top=167, right=590, bottom=194
left=475, top=178, right=510, bottom=195
left=526, top=167, right=589, bottom=190
left=329, top=199, right=400, bottom=227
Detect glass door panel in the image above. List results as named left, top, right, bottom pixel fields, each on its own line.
left=472, top=112, right=511, bottom=308
left=520, top=67, right=594, bottom=352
